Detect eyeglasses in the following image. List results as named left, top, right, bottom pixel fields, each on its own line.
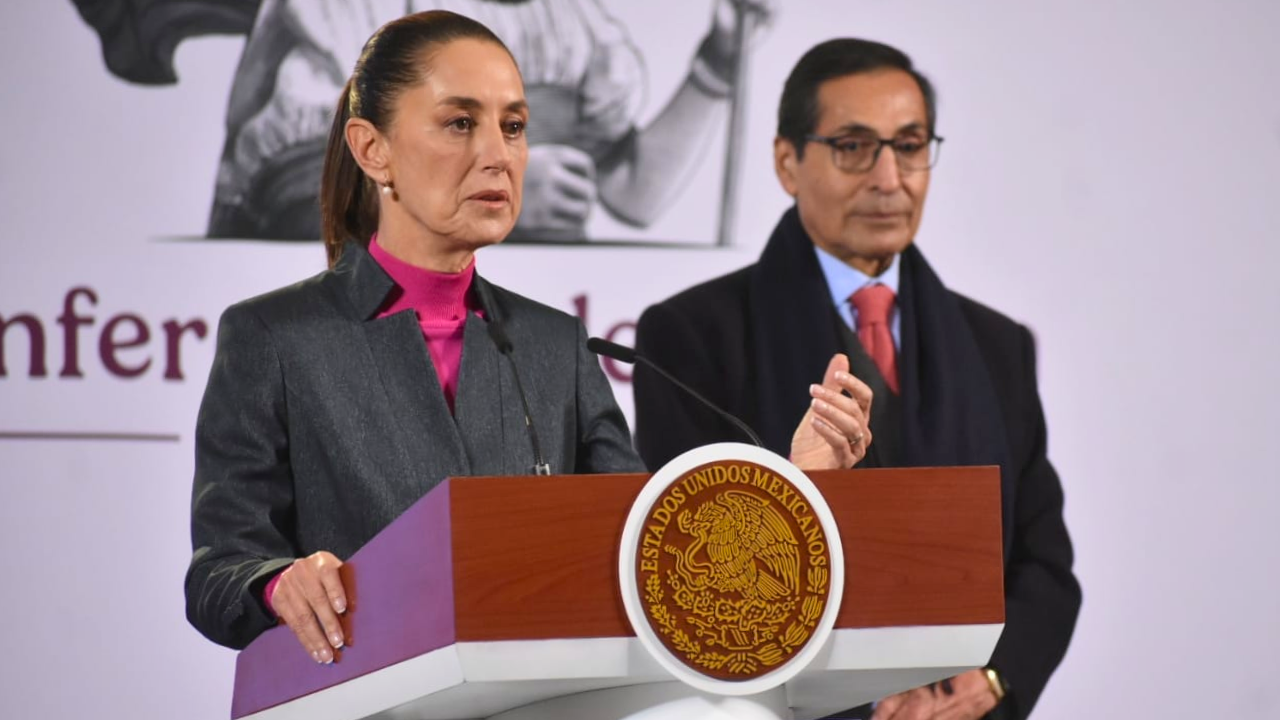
left=804, top=132, right=944, bottom=174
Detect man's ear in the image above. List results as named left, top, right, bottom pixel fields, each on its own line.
left=774, top=136, right=800, bottom=198
left=345, top=118, right=390, bottom=182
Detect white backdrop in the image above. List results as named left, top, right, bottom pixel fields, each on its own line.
left=2, top=1, right=1279, bottom=718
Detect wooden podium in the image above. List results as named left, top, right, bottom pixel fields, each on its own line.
left=229, top=466, right=1003, bottom=720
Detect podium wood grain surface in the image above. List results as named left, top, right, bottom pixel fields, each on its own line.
left=450, top=465, right=1003, bottom=640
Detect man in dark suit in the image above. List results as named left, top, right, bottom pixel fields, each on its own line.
left=633, top=39, right=1080, bottom=720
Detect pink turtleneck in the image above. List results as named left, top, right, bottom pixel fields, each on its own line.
left=368, top=236, right=481, bottom=413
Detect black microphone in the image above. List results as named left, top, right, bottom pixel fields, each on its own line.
left=587, top=337, right=763, bottom=448
left=477, top=289, right=551, bottom=476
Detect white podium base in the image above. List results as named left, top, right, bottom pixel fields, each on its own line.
left=237, top=626, right=1004, bottom=720
left=488, top=682, right=792, bottom=720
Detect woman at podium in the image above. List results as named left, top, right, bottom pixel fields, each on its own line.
left=185, top=9, right=873, bottom=663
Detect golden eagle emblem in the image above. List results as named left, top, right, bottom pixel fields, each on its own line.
left=668, top=490, right=800, bottom=602
left=637, top=461, right=832, bottom=681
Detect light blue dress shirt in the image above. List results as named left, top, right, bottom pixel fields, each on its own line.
left=813, top=245, right=902, bottom=349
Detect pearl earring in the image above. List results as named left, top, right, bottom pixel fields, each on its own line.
left=380, top=183, right=392, bottom=196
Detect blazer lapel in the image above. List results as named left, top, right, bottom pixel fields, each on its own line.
left=362, top=311, right=471, bottom=480
left=452, top=312, right=510, bottom=476
left=330, top=242, right=472, bottom=489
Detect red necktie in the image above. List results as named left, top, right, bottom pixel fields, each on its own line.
left=850, top=284, right=899, bottom=394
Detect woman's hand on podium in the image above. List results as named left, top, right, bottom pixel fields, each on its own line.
left=269, top=551, right=349, bottom=664
left=789, top=353, right=873, bottom=470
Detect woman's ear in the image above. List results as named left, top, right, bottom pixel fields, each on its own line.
left=345, top=118, right=390, bottom=182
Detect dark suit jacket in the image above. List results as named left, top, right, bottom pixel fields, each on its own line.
left=633, top=212, right=1080, bottom=719
left=186, top=243, right=643, bottom=649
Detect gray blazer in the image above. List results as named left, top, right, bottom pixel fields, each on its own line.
left=185, top=243, right=643, bottom=649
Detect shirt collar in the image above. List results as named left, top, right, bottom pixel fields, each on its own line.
left=812, top=244, right=901, bottom=307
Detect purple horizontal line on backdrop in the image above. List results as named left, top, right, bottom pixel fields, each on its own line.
left=0, top=431, right=180, bottom=442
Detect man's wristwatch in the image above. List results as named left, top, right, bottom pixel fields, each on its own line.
left=983, top=666, right=1010, bottom=702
